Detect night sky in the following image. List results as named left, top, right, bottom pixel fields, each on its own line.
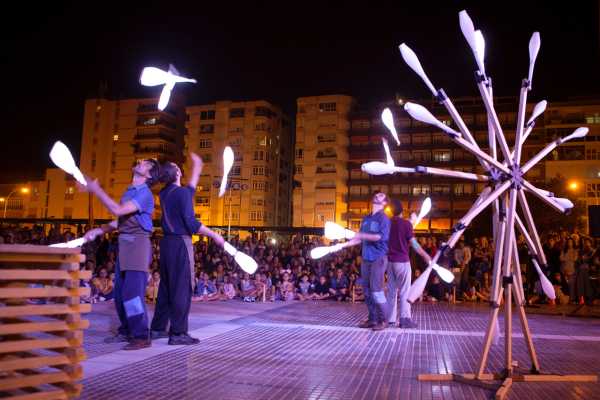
left=1, top=1, right=598, bottom=182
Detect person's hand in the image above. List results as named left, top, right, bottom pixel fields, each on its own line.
left=213, top=234, right=225, bottom=247
left=190, top=152, right=203, bottom=169
left=78, top=176, right=101, bottom=194
left=84, top=228, right=103, bottom=242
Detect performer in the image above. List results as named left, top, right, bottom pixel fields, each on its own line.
left=386, top=199, right=432, bottom=329
left=344, top=192, right=391, bottom=331
left=150, top=154, right=225, bottom=345
left=82, top=159, right=161, bottom=350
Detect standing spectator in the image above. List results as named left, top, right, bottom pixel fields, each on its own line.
left=453, top=240, right=471, bottom=294
left=560, top=238, right=578, bottom=302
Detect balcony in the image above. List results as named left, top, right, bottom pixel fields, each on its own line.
left=134, top=132, right=177, bottom=143
left=132, top=144, right=176, bottom=157
left=316, top=152, right=337, bottom=159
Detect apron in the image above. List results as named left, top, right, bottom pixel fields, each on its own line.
left=118, top=213, right=151, bottom=272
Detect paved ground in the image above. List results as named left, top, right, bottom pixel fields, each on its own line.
left=79, top=301, right=600, bottom=399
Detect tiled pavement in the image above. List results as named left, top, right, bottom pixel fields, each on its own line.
left=79, top=301, right=600, bottom=399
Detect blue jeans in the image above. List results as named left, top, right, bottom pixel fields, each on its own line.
left=114, top=262, right=149, bottom=339
left=361, top=257, right=389, bottom=323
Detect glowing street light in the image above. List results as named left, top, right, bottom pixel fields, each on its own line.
left=568, top=181, right=579, bottom=191
left=3, top=187, right=30, bottom=219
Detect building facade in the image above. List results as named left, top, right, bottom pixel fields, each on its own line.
left=293, top=95, right=355, bottom=227
left=185, top=100, right=292, bottom=228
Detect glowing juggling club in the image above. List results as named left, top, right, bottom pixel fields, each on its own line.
left=413, top=197, right=431, bottom=227
left=49, top=238, right=86, bottom=249
left=532, top=259, right=556, bottom=300
left=409, top=212, right=417, bottom=226
left=521, top=127, right=588, bottom=174
left=407, top=257, right=455, bottom=303
left=310, top=243, right=344, bottom=260
left=140, top=64, right=197, bottom=111
left=459, top=10, right=487, bottom=79
left=218, top=146, right=235, bottom=198
left=223, top=242, right=258, bottom=274
left=527, top=100, right=547, bottom=127
left=361, top=138, right=414, bottom=175
left=361, top=162, right=414, bottom=176
left=399, top=43, right=437, bottom=96
left=324, top=222, right=355, bottom=241
left=382, top=108, right=400, bottom=145
left=404, top=103, right=460, bottom=138
left=553, top=197, right=574, bottom=210
left=49, top=141, right=87, bottom=186
left=528, top=32, right=541, bottom=89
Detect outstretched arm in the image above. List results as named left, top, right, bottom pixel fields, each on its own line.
left=80, top=179, right=139, bottom=217
left=84, top=220, right=118, bottom=241
left=187, top=152, right=203, bottom=190
left=410, top=237, right=432, bottom=264
left=198, top=225, right=225, bottom=247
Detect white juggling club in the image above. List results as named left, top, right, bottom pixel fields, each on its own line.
left=140, top=64, right=197, bottom=111
left=324, top=222, right=356, bottom=240
left=413, top=197, right=432, bottom=227
left=219, top=146, right=235, bottom=198
left=382, top=108, right=400, bottom=145
left=223, top=242, right=258, bottom=274
left=49, top=141, right=87, bottom=186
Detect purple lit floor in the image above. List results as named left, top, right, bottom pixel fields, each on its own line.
left=80, top=301, right=600, bottom=400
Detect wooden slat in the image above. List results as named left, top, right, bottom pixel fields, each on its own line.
left=0, top=287, right=90, bottom=299
left=0, top=320, right=89, bottom=335
left=516, top=374, right=598, bottom=382
left=0, top=390, right=68, bottom=400
left=0, top=337, right=82, bottom=354
left=0, top=371, right=76, bottom=391
left=0, top=263, right=81, bottom=273
left=0, top=354, right=72, bottom=372
left=0, top=245, right=81, bottom=255
left=0, top=304, right=91, bottom=318
left=0, top=255, right=83, bottom=264
left=0, top=270, right=91, bottom=281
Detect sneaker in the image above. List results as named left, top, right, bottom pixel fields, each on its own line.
left=103, top=333, right=130, bottom=344
left=358, top=320, right=376, bottom=329
left=399, top=318, right=418, bottom=329
left=243, top=296, right=250, bottom=302
left=387, top=321, right=398, bottom=328
left=168, top=333, right=200, bottom=346
left=150, top=330, right=169, bottom=340
left=123, top=338, right=151, bottom=350
left=372, top=322, right=388, bottom=331
left=250, top=297, right=256, bottom=302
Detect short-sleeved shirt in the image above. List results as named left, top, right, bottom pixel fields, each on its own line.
left=119, top=184, right=154, bottom=233
left=360, top=210, right=391, bottom=262
left=160, top=184, right=202, bottom=236
left=388, top=216, right=414, bottom=263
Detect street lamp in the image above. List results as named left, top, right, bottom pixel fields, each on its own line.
left=2, top=187, right=29, bottom=219
left=568, top=181, right=579, bottom=191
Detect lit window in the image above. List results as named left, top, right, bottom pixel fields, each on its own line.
left=319, top=102, right=337, bottom=112
left=113, top=134, right=119, bottom=141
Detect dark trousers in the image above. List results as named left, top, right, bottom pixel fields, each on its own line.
left=361, top=257, right=389, bottom=323
left=151, top=236, right=193, bottom=335
left=114, top=262, right=149, bottom=339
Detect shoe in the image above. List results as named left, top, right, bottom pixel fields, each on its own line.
left=168, top=333, right=200, bottom=345
left=103, top=333, right=130, bottom=344
left=243, top=296, right=250, bottom=302
left=387, top=321, right=398, bottom=328
left=123, top=338, right=151, bottom=350
left=399, top=318, right=418, bottom=329
left=372, top=322, right=388, bottom=331
left=150, top=330, right=169, bottom=340
left=358, top=320, right=376, bottom=329
left=250, top=297, right=256, bottom=302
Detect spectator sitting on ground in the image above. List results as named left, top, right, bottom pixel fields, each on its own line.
left=329, top=268, right=349, bottom=302
left=348, top=273, right=364, bottom=302
left=146, top=270, right=160, bottom=303
left=297, top=274, right=312, bottom=301
left=193, top=272, right=220, bottom=302
left=280, top=272, right=296, bottom=301
left=92, top=267, right=114, bottom=301
left=240, top=272, right=257, bottom=302
left=312, top=275, right=331, bottom=300
left=220, top=274, right=237, bottom=300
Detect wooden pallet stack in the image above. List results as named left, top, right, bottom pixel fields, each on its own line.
left=0, top=245, right=91, bottom=400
